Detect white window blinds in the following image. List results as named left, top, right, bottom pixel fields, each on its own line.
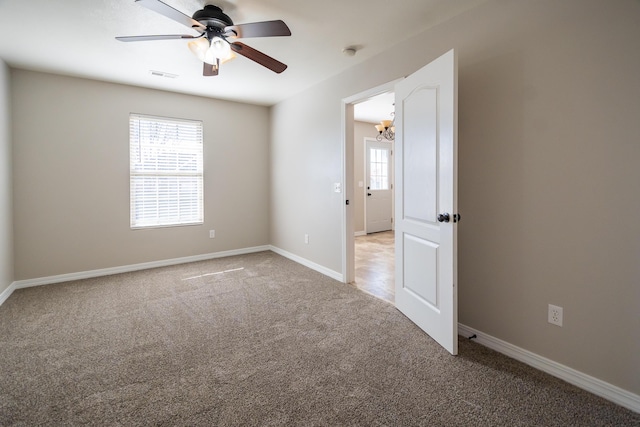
left=130, top=114, right=203, bottom=229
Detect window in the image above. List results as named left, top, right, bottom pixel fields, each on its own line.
left=369, top=147, right=389, bottom=190
left=129, top=114, right=203, bottom=229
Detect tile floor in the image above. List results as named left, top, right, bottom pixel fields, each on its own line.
left=353, top=230, right=395, bottom=303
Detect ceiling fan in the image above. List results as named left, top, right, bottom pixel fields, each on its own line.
left=116, top=0, right=291, bottom=76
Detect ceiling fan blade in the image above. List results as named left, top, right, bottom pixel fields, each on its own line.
left=224, top=20, right=291, bottom=39
left=116, top=34, right=199, bottom=42
left=203, top=60, right=219, bottom=77
left=135, top=0, right=206, bottom=32
left=230, top=42, right=287, bottom=74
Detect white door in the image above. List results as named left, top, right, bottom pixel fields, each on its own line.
left=365, top=139, right=393, bottom=233
left=394, top=49, right=458, bottom=355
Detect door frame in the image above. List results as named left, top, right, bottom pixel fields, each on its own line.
left=341, top=79, right=402, bottom=284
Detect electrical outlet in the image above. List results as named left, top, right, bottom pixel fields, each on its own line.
left=548, top=304, right=563, bottom=327
left=209, top=230, right=215, bottom=239
left=304, top=234, right=309, bottom=244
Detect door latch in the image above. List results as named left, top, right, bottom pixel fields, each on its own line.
left=437, top=213, right=460, bottom=223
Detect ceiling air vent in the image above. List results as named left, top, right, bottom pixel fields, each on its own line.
left=149, top=70, right=178, bottom=79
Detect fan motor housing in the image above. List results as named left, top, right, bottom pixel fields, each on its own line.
left=192, top=5, right=233, bottom=29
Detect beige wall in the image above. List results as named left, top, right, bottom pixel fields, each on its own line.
left=271, top=0, right=640, bottom=395
left=11, top=70, right=270, bottom=280
left=457, top=2, right=640, bottom=395
left=270, top=84, right=345, bottom=268
left=0, top=60, right=12, bottom=294
left=353, top=121, right=379, bottom=234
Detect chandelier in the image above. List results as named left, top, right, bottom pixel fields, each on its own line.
left=374, top=113, right=395, bottom=141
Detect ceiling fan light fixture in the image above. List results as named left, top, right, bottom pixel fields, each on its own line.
left=221, top=52, right=237, bottom=64
left=117, top=0, right=291, bottom=76
left=189, top=36, right=232, bottom=64
left=188, top=37, right=209, bottom=62
left=208, top=37, right=232, bottom=60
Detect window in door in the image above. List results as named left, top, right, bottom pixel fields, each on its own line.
left=369, top=148, right=389, bottom=190
left=129, top=114, right=204, bottom=229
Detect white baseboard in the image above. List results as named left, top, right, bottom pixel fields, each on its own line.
left=354, top=231, right=366, bottom=237
left=0, top=282, right=17, bottom=306
left=269, top=245, right=343, bottom=282
left=8, top=246, right=271, bottom=293
left=2, top=245, right=344, bottom=308
left=4, top=245, right=342, bottom=304
left=458, top=323, right=640, bottom=413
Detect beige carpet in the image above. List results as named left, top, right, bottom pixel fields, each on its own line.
left=0, top=251, right=637, bottom=426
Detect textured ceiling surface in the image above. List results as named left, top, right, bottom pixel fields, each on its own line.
left=0, top=0, right=484, bottom=112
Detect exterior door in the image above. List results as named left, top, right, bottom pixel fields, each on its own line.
left=365, top=139, right=393, bottom=233
left=394, top=49, right=458, bottom=355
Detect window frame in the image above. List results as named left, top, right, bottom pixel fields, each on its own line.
left=129, top=113, right=204, bottom=230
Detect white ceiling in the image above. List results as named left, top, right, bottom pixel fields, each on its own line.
left=0, top=0, right=484, bottom=109
left=353, top=92, right=395, bottom=125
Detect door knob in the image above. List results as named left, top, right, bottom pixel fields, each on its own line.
left=437, top=213, right=450, bottom=223
left=367, top=193, right=372, bottom=196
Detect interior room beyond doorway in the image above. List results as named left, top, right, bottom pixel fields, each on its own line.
left=354, top=230, right=394, bottom=303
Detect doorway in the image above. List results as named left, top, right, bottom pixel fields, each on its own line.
left=341, top=81, right=399, bottom=298
left=342, top=49, right=458, bottom=356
